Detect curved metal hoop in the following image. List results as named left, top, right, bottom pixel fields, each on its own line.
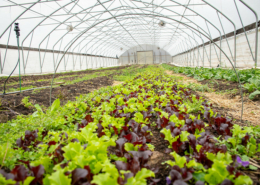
left=49, top=12, right=244, bottom=123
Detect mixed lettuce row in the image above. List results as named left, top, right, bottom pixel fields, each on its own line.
left=0, top=66, right=259, bottom=185
left=162, top=64, right=260, bottom=100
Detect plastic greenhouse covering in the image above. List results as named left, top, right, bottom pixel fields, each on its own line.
left=0, top=0, right=260, bottom=75
left=1, top=1, right=260, bottom=185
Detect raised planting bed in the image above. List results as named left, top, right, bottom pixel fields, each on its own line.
left=162, top=64, right=260, bottom=103
left=0, top=65, right=147, bottom=123
left=0, top=66, right=259, bottom=185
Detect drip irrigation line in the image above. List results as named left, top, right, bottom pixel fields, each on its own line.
left=0, top=86, right=51, bottom=96
left=3, top=58, right=19, bottom=95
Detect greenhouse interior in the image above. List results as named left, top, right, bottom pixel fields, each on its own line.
left=0, top=0, right=260, bottom=185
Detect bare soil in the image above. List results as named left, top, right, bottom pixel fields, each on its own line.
left=0, top=66, right=133, bottom=123
left=165, top=70, right=260, bottom=126
left=0, top=66, right=129, bottom=92
left=148, top=124, right=174, bottom=185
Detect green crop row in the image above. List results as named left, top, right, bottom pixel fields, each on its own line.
left=0, top=66, right=259, bottom=185
left=162, top=64, right=260, bottom=100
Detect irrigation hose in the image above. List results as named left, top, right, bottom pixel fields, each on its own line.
left=3, top=23, right=21, bottom=95
left=0, top=86, right=51, bottom=96
left=3, top=36, right=21, bottom=94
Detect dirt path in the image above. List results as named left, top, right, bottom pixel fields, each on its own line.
left=112, top=81, right=123, bottom=86
left=165, top=70, right=260, bottom=126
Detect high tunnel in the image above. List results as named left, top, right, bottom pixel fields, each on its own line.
left=0, top=0, right=260, bottom=75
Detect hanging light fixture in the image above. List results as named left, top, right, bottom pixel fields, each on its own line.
left=66, top=24, right=73, bottom=32
left=158, top=20, right=166, bottom=27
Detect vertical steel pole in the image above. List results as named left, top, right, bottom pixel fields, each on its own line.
left=203, top=0, right=237, bottom=67
left=239, top=0, right=258, bottom=68
left=234, top=0, right=256, bottom=67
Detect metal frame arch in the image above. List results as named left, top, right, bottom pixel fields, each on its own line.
left=76, top=19, right=181, bottom=59
left=39, top=0, right=119, bottom=51
left=53, top=5, right=156, bottom=51
left=1, top=0, right=221, bottom=71
left=20, top=1, right=76, bottom=73
left=64, top=6, right=217, bottom=60
left=131, top=0, right=218, bottom=41
left=129, top=0, right=224, bottom=65
left=202, top=0, right=237, bottom=64
left=71, top=17, right=140, bottom=55
left=51, top=12, right=239, bottom=87
left=238, top=0, right=258, bottom=68
left=21, top=1, right=215, bottom=54
left=0, top=0, right=40, bottom=38
left=49, top=6, right=135, bottom=58
left=47, top=12, right=243, bottom=121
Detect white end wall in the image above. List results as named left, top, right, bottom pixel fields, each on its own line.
left=119, top=44, right=172, bottom=65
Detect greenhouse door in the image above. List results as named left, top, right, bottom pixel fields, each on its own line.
left=137, top=51, right=154, bottom=64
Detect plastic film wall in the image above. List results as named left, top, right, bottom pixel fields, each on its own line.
left=172, top=27, right=260, bottom=68
left=0, top=0, right=260, bottom=74
left=0, top=48, right=118, bottom=75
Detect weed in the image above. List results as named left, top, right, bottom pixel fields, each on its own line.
left=37, top=79, right=50, bottom=82
left=21, top=96, right=33, bottom=108
left=32, top=88, right=42, bottom=94
left=55, top=89, right=68, bottom=100
left=187, top=83, right=212, bottom=93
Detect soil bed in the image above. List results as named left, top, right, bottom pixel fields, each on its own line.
left=148, top=122, right=174, bottom=185
left=0, top=66, right=131, bottom=92
left=0, top=66, right=134, bottom=123
left=165, top=70, right=260, bottom=126
left=166, top=64, right=260, bottom=104
left=0, top=65, right=259, bottom=184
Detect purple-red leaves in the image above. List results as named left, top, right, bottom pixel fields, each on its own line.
left=71, top=166, right=93, bottom=185
left=115, top=151, right=152, bottom=176
left=1, top=165, right=43, bottom=185
left=188, top=134, right=196, bottom=151
left=241, top=133, right=250, bottom=146
left=78, top=115, right=94, bottom=129
left=115, top=161, right=129, bottom=171
left=53, top=145, right=65, bottom=164
left=167, top=165, right=193, bottom=185
left=112, top=126, right=119, bottom=135
left=115, top=138, right=127, bottom=157
left=156, top=116, right=169, bottom=128
left=128, top=150, right=152, bottom=166
left=30, top=165, right=45, bottom=184
left=16, top=130, right=40, bottom=151
left=11, top=165, right=28, bottom=183
left=9, top=164, right=45, bottom=184
left=124, top=134, right=132, bottom=141
left=220, top=179, right=234, bottom=185
left=48, top=141, right=57, bottom=146
left=172, top=137, right=183, bottom=153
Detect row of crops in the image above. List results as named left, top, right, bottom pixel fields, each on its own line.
left=0, top=66, right=259, bottom=184
left=162, top=64, right=260, bottom=100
